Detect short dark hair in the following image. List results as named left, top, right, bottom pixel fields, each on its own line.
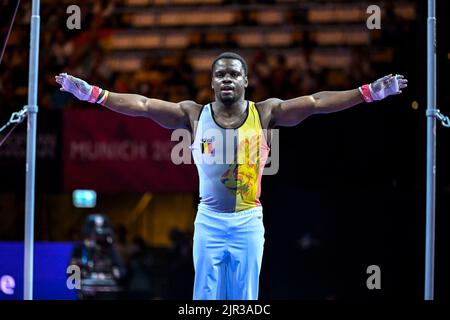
left=211, top=52, right=248, bottom=76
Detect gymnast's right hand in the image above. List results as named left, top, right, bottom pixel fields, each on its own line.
left=55, top=73, right=94, bottom=102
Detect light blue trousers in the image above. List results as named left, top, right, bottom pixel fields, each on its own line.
left=192, top=205, right=265, bottom=300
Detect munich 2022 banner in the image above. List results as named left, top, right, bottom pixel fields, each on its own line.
left=63, top=109, right=198, bottom=192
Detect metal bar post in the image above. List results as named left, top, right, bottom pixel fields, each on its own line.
left=24, top=0, right=40, bottom=300
left=425, top=0, right=437, bottom=300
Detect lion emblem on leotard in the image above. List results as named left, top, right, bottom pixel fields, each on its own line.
left=220, top=136, right=260, bottom=199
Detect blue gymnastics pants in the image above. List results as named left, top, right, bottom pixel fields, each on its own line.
left=192, top=205, right=265, bottom=300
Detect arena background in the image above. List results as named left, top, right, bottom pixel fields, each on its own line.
left=0, top=0, right=449, bottom=300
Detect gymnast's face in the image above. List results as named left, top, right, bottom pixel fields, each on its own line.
left=211, top=59, right=248, bottom=105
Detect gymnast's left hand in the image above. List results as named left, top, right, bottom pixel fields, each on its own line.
left=369, top=74, right=408, bottom=100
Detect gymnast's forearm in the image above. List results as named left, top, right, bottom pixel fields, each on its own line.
left=101, top=92, right=149, bottom=117
left=312, top=89, right=364, bottom=114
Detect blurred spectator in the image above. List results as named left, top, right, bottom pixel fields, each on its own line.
left=49, top=30, right=73, bottom=71
left=167, top=228, right=194, bottom=299
left=114, top=224, right=139, bottom=266
left=69, top=214, right=126, bottom=300
left=125, top=236, right=155, bottom=299
left=289, top=49, right=320, bottom=97
left=166, top=51, right=196, bottom=99
left=346, top=49, right=375, bottom=87
left=248, top=51, right=271, bottom=101
left=271, top=54, right=291, bottom=98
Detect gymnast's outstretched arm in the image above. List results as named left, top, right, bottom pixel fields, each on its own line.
left=265, top=74, right=408, bottom=127
left=55, top=73, right=200, bottom=129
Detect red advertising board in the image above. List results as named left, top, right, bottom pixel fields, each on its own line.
left=63, top=109, right=198, bottom=192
